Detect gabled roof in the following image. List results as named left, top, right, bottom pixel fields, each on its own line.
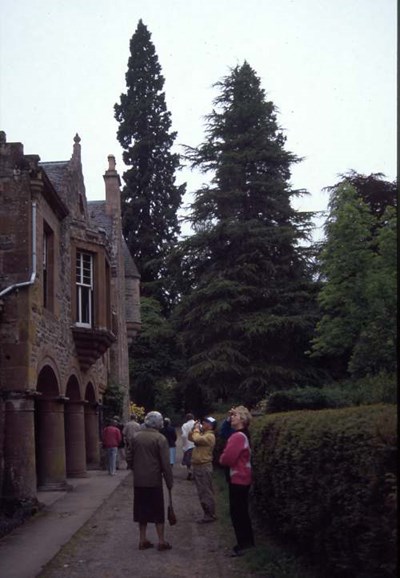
left=123, top=241, right=140, bottom=278
left=88, top=200, right=112, bottom=234
left=40, top=161, right=69, bottom=193
left=38, top=161, right=69, bottom=220
left=88, top=200, right=140, bottom=279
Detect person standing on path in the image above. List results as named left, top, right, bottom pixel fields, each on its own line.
left=189, top=416, right=217, bottom=523
left=181, top=412, right=195, bottom=479
left=126, top=410, right=174, bottom=551
left=219, top=405, right=254, bottom=557
left=161, top=417, right=177, bottom=466
left=102, top=419, right=122, bottom=476
left=123, top=412, right=141, bottom=464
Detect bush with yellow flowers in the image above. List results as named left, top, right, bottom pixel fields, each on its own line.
left=129, top=402, right=145, bottom=423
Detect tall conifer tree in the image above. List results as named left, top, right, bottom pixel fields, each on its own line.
left=115, top=20, right=185, bottom=309
left=174, top=62, right=318, bottom=406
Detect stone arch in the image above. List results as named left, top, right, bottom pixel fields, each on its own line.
left=64, top=375, right=87, bottom=477
left=36, top=364, right=60, bottom=397
left=84, top=381, right=100, bottom=469
left=35, top=365, right=68, bottom=490
left=36, top=357, right=62, bottom=395
left=85, top=381, right=97, bottom=403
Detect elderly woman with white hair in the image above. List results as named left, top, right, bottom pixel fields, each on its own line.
left=127, top=411, right=173, bottom=551
left=219, top=405, right=255, bottom=557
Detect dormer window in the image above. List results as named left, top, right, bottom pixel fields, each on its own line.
left=76, top=251, right=93, bottom=326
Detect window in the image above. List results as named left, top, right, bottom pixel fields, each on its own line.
left=76, top=251, right=93, bottom=326
left=43, top=223, right=54, bottom=311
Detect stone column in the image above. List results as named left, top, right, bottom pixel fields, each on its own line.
left=3, top=392, right=38, bottom=508
left=85, top=403, right=100, bottom=469
left=64, top=400, right=87, bottom=478
left=36, top=396, right=69, bottom=490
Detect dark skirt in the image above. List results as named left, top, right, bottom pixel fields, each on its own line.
left=181, top=448, right=193, bottom=467
left=134, top=486, right=165, bottom=523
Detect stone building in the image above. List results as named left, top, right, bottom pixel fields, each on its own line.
left=0, top=131, right=140, bottom=512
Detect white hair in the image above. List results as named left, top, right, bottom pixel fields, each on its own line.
left=144, top=411, right=163, bottom=430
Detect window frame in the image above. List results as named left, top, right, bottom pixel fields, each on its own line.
left=75, top=250, right=94, bottom=327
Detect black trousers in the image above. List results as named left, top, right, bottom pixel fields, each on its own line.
left=229, top=482, right=254, bottom=549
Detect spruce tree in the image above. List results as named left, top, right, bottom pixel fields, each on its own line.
left=114, top=19, right=185, bottom=309
left=173, top=62, right=318, bottom=406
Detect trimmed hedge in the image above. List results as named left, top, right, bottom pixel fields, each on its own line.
left=251, top=404, right=397, bottom=578
left=266, top=375, right=397, bottom=413
left=266, top=386, right=349, bottom=412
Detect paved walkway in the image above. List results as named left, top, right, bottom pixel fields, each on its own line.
left=0, top=452, right=251, bottom=578
left=0, top=469, right=131, bottom=578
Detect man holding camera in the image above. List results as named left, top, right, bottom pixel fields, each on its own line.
left=189, top=416, right=217, bottom=523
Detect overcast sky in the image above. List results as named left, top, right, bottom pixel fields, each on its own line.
left=0, top=0, right=396, bottom=239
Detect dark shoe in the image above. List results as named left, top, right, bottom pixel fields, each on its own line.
left=139, top=540, right=154, bottom=550
left=187, top=473, right=193, bottom=480
left=197, top=516, right=216, bottom=524
left=158, top=542, right=172, bottom=551
left=229, top=545, right=244, bottom=557
left=229, top=549, right=244, bottom=557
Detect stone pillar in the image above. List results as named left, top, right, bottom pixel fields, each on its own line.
left=85, top=403, right=100, bottom=469
left=36, top=396, right=69, bottom=490
left=64, top=401, right=87, bottom=478
left=3, top=393, right=38, bottom=508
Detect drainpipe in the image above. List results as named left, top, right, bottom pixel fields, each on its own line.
left=0, top=201, right=37, bottom=298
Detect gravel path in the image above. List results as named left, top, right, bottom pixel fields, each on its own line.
left=37, top=463, right=254, bottom=578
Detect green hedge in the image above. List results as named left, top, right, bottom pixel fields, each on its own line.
left=266, top=374, right=397, bottom=414
left=251, top=404, right=397, bottom=578
left=266, top=386, right=349, bottom=412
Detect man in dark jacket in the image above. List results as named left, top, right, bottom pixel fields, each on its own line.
left=127, top=411, right=173, bottom=551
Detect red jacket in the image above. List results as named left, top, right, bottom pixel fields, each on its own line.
left=102, top=425, right=122, bottom=448
left=219, top=431, right=252, bottom=486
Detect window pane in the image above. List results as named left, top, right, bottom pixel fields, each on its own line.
left=81, top=286, right=90, bottom=324
left=76, top=251, right=93, bottom=326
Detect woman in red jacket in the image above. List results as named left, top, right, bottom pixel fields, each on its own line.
left=219, top=405, right=255, bottom=557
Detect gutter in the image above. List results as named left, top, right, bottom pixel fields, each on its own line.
left=0, top=201, right=37, bottom=298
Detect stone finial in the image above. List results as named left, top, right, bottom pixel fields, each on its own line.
left=71, top=133, right=81, bottom=164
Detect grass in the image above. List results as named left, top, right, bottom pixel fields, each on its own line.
left=214, top=467, right=323, bottom=578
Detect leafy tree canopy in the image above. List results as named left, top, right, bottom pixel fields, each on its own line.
left=129, top=296, right=184, bottom=411
left=311, top=175, right=397, bottom=379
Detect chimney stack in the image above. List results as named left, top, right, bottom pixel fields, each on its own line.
left=103, top=155, right=121, bottom=217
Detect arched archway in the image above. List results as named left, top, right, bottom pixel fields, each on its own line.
left=35, top=366, right=68, bottom=490
left=64, top=376, right=87, bottom=477
left=84, top=382, right=100, bottom=469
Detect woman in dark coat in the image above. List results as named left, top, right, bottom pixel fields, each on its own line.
left=127, top=411, right=173, bottom=551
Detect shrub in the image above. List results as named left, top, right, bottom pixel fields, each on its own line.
left=251, top=404, right=397, bottom=578
left=102, top=381, right=125, bottom=421
left=266, top=373, right=396, bottom=414
left=266, top=386, right=348, bottom=413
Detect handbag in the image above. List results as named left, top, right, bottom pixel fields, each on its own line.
left=167, top=489, right=177, bottom=525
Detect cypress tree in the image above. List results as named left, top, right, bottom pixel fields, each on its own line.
left=115, top=19, right=185, bottom=310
